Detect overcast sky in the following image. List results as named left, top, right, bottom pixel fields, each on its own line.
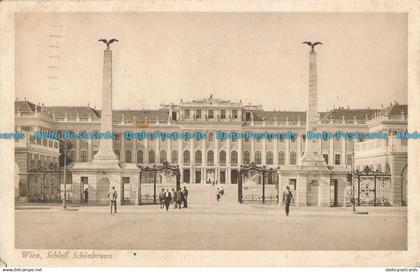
left=15, top=12, right=407, bottom=111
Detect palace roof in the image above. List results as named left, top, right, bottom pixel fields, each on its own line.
left=46, top=106, right=101, bottom=119
left=15, top=100, right=41, bottom=113
left=320, top=107, right=379, bottom=121
left=112, top=110, right=169, bottom=121
left=253, top=111, right=308, bottom=122
left=382, top=103, right=407, bottom=116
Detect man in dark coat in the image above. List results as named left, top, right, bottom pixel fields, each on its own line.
left=159, top=188, right=165, bottom=209
left=83, top=188, right=89, bottom=204
left=108, top=186, right=118, bottom=214
left=182, top=186, right=189, bottom=208
left=171, top=188, right=177, bottom=208
left=176, top=188, right=183, bottom=209
left=163, top=189, right=171, bottom=211
left=282, top=186, right=294, bottom=216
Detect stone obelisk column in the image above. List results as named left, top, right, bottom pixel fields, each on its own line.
left=300, top=49, right=326, bottom=166
left=93, top=49, right=118, bottom=163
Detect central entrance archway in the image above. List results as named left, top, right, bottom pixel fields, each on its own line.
left=97, top=177, right=110, bottom=205
left=307, top=180, right=319, bottom=206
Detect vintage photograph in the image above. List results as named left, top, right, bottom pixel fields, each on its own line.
left=13, top=12, right=407, bottom=251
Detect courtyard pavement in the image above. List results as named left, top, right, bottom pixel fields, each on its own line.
left=15, top=202, right=407, bottom=250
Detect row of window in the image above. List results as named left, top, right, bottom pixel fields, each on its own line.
left=182, top=109, right=238, bottom=120
left=74, top=149, right=352, bottom=166
left=113, top=150, right=303, bottom=165
left=29, top=135, right=59, bottom=148
left=114, top=132, right=300, bottom=143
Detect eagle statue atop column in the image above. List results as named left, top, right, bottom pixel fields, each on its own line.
left=98, top=38, right=119, bottom=49
left=303, top=41, right=323, bottom=52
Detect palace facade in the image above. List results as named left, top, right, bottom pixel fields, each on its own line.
left=14, top=96, right=408, bottom=205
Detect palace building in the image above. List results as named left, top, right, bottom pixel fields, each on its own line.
left=14, top=45, right=408, bottom=207
left=14, top=96, right=408, bottom=206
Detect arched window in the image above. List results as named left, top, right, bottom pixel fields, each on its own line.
left=255, top=151, right=262, bottom=164
left=114, top=149, right=120, bottom=160
left=266, top=151, right=273, bottom=165
left=195, top=150, right=202, bottom=165
left=231, top=150, right=238, bottom=165
left=160, top=150, right=167, bottom=164
left=207, top=150, right=214, bottom=165
left=219, top=151, right=226, bottom=165
left=278, top=151, right=285, bottom=165
left=171, top=150, right=178, bottom=163
left=183, top=150, right=190, bottom=164
left=148, top=150, right=155, bottom=164
left=243, top=151, right=250, bottom=164
left=290, top=151, right=297, bottom=165
left=125, top=150, right=132, bottom=163
left=137, top=150, right=143, bottom=164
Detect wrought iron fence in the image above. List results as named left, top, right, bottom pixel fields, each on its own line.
left=18, top=164, right=72, bottom=203
left=238, top=163, right=280, bottom=204
left=137, top=161, right=180, bottom=205
left=347, top=166, right=392, bottom=206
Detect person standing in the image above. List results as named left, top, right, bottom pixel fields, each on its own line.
left=182, top=186, right=189, bottom=208
left=216, top=187, right=221, bottom=202
left=159, top=188, right=165, bottom=209
left=83, top=188, right=89, bottom=204
left=176, top=188, right=183, bottom=209
left=108, top=186, right=118, bottom=214
left=164, top=189, right=171, bottom=211
left=282, top=186, right=294, bottom=216
left=171, top=188, right=177, bottom=209
left=220, top=186, right=224, bottom=197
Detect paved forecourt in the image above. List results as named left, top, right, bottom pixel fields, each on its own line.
left=15, top=203, right=407, bottom=250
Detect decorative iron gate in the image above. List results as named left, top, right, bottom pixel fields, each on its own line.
left=138, top=162, right=180, bottom=205
left=347, top=166, right=392, bottom=206
left=238, top=163, right=279, bottom=204
left=18, top=164, right=72, bottom=203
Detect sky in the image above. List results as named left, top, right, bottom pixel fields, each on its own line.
left=15, top=12, right=407, bottom=111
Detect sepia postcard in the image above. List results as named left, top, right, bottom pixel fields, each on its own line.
left=0, top=0, right=419, bottom=268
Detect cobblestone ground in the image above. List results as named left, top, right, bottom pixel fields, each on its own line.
left=15, top=203, right=407, bottom=250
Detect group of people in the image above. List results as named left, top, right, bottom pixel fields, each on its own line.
left=106, top=184, right=293, bottom=216
left=159, top=186, right=189, bottom=211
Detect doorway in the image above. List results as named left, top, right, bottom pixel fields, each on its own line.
left=195, top=170, right=201, bottom=184
left=183, top=169, right=190, bottom=184
left=307, top=180, right=319, bottom=206
left=330, top=179, right=338, bottom=207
